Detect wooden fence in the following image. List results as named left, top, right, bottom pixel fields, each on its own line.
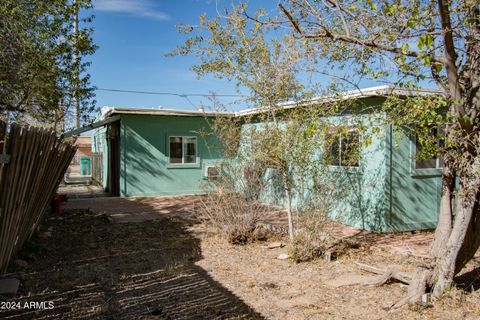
left=0, top=121, right=76, bottom=273
left=91, top=152, right=103, bottom=185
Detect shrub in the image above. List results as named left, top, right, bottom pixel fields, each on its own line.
left=289, top=212, right=361, bottom=262
left=199, top=192, right=271, bottom=244
left=290, top=229, right=333, bottom=262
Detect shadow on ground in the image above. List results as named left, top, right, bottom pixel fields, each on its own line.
left=0, top=204, right=264, bottom=319
left=455, top=263, right=480, bottom=293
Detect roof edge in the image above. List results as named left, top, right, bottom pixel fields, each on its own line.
left=102, top=107, right=234, bottom=119
left=236, top=85, right=441, bottom=116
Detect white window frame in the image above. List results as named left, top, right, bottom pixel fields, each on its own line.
left=168, top=135, right=198, bottom=165
left=326, top=127, right=360, bottom=168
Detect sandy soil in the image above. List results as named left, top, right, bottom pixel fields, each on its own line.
left=195, top=231, right=480, bottom=320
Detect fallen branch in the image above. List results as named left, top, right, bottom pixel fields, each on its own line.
left=355, top=262, right=436, bottom=310
left=355, top=262, right=412, bottom=285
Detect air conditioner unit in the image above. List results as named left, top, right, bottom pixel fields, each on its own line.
left=204, top=165, right=221, bottom=178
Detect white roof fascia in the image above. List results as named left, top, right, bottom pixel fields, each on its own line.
left=235, top=85, right=441, bottom=117
left=102, top=107, right=234, bottom=119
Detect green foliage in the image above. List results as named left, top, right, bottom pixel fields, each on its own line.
left=176, top=1, right=480, bottom=300
left=384, top=94, right=448, bottom=161
left=171, top=2, right=389, bottom=243
left=174, top=1, right=480, bottom=250
left=0, top=0, right=96, bottom=129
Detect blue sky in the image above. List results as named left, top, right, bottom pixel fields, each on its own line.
left=89, top=0, right=252, bottom=112
left=87, top=0, right=418, bottom=113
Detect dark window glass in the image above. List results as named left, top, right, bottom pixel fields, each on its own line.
left=342, top=130, right=360, bottom=167
left=184, top=137, right=196, bottom=163
left=325, top=132, right=340, bottom=166
left=169, top=137, right=183, bottom=163
left=324, top=128, right=359, bottom=167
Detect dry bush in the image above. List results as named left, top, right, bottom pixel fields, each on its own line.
left=289, top=212, right=328, bottom=262
left=289, top=213, right=361, bottom=262
left=199, top=192, right=271, bottom=245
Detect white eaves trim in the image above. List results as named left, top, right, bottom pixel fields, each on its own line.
left=235, top=85, right=441, bottom=116
left=102, top=107, right=234, bottom=119
left=100, top=85, right=440, bottom=119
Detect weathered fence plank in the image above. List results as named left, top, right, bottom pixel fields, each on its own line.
left=0, top=121, right=76, bottom=273
left=91, top=152, right=103, bottom=184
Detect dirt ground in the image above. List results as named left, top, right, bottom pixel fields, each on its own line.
left=0, top=208, right=261, bottom=319
left=1, top=195, right=479, bottom=319
left=196, top=235, right=480, bottom=320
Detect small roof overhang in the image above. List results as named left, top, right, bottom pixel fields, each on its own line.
left=62, top=108, right=234, bottom=137
left=104, top=107, right=234, bottom=118
left=62, top=115, right=121, bottom=138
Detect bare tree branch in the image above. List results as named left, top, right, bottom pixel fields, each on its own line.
left=437, top=0, right=472, bottom=133
left=278, top=3, right=446, bottom=65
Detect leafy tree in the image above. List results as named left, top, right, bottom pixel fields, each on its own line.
left=0, top=0, right=96, bottom=131
left=173, top=6, right=349, bottom=242
left=277, top=0, right=480, bottom=305
left=176, top=0, right=480, bottom=305
left=173, top=6, right=315, bottom=241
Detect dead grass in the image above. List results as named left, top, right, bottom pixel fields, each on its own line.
left=0, top=209, right=262, bottom=319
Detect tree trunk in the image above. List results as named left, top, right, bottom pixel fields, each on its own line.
left=432, top=180, right=480, bottom=297
left=286, top=190, right=295, bottom=242
left=430, top=161, right=455, bottom=258
left=407, top=171, right=480, bottom=301
left=283, top=172, right=295, bottom=242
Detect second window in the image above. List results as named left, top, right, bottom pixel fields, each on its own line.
left=324, top=127, right=360, bottom=167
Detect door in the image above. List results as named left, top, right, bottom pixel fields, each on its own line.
left=107, top=121, right=120, bottom=196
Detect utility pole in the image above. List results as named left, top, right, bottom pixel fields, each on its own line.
left=72, top=0, right=80, bottom=129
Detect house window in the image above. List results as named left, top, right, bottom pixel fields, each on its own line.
left=325, top=127, right=360, bottom=167
left=169, top=136, right=197, bottom=164
left=414, top=128, right=443, bottom=169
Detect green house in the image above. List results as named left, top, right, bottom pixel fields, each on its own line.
left=89, top=108, right=228, bottom=197
left=83, top=86, right=442, bottom=232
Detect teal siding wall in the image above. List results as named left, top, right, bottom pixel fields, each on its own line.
left=93, top=100, right=442, bottom=232
left=119, top=115, right=222, bottom=197
left=387, top=125, right=441, bottom=231
left=246, top=112, right=391, bottom=232
left=325, top=114, right=389, bottom=232
left=236, top=97, right=441, bottom=232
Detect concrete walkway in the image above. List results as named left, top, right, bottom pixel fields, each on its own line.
left=58, top=184, right=110, bottom=199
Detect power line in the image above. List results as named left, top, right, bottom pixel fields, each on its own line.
left=96, top=88, right=246, bottom=98
left=183, top=95, right=197, bottom=109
